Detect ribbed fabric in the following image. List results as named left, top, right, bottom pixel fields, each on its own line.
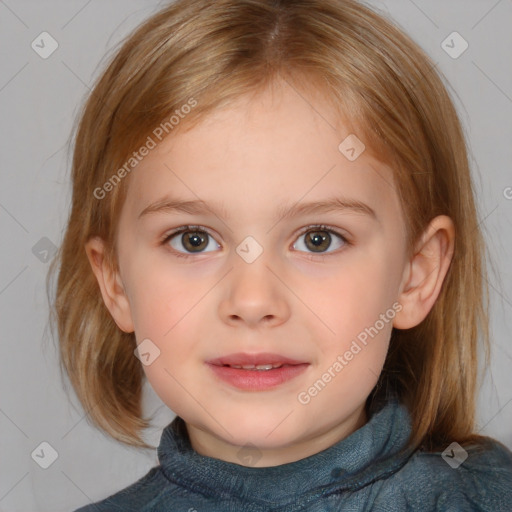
left=74, top=396, right=512, bottom=511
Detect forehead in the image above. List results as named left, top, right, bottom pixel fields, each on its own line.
left=122, top=80, right=400, bottom=225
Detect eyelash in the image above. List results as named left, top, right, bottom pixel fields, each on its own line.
left=160, top=224, right=351, bottom=260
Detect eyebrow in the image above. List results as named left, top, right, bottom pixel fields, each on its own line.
left=138, top=196, right=378, bottom=224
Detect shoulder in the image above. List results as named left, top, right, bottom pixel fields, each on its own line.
left=387, top=437, right=512, bottom=511
left=72, top=466, right=168, bottom=512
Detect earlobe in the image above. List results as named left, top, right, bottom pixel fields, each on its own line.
left=393, top=215, right=455, bottom=330
left=84, top=236, right=135, bottom=333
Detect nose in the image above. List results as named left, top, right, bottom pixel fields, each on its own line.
left=218, top=252, right=291, bottom=329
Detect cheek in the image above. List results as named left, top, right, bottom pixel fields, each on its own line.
left=306, top=252, right=399, bottom=340
left=130, top=285, right=171, bottom=337
left=127, top=262, right=205, bottom=369
left=129, top=268, right=203, bottom=414
left=126, top=258, right=195, bottom=338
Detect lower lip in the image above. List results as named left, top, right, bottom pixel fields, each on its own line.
left=206, top=363, right=309, bottom=391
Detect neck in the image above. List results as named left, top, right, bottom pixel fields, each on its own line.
left=185, top=403, right=368, bottom=467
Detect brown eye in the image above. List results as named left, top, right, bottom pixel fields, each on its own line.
left=166, top=227, right=220, bottom=255
left=293, top=226, right=347, bottom=255
left=304, top=230, right=331, bottom=252
left=181, top=231, right=209, bottom=252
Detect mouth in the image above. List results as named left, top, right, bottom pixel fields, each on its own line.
left=206, top=352, right=308, bottom=369
left=221, top=363, right=291, bottom=371
left=205, top=352, right=309, bottom=390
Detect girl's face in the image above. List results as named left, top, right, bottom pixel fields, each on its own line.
left=106, top=80, right=413, bottom=466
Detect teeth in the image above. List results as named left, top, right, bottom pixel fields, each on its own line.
left=229, top=363, right=284, bottom=370
left=255, top=364, right=275, bottom=370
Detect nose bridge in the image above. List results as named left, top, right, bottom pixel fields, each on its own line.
left=219, top=234, right=289, bottom=326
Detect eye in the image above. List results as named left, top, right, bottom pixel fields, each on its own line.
left=163, top=225, right=220, bottom=257
left=292, top=225, right=348, bottom=255
left=161, top=224, right=350, bottom=259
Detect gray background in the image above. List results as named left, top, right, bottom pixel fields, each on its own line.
left=0, top=0, right=511, bottom=510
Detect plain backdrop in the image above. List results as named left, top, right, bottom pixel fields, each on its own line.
left=0, top=1, right=511, bottom=510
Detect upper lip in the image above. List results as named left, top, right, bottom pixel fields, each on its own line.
left=207, top=352, right=308, bottom=366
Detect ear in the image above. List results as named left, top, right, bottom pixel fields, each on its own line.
left=393, top=215, right=455, bottom=329
left=85, top=236, right=134, bottom=333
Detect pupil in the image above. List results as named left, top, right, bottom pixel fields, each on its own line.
left=184, top=232, right=206, bottom=250
left=307, top=231, right=330, bottom=252
left=190, top=234, right=202, bottom=246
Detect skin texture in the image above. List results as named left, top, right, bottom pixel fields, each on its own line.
left=86, top=79, right=455, bottom=467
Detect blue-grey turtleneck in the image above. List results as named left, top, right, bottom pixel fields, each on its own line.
left=74, top=396, right=512, bottom=511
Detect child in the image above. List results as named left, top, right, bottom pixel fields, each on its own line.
left=49, top=0, right=512, bottom=510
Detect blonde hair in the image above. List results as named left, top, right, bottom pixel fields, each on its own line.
left=48, top=0, right=492, bottom=451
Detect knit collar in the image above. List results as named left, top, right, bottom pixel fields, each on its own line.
left=157, top=395, right=416, bottom=504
